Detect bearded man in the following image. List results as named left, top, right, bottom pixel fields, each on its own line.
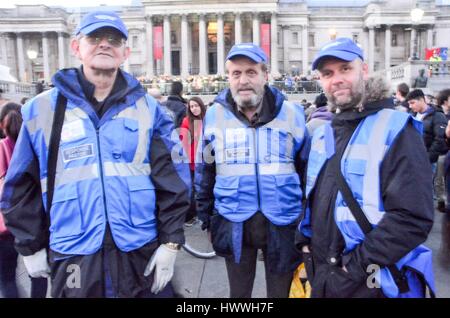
left=195, top=43, right=309, bottom=298
left=296, top=38, right=435, bottom=298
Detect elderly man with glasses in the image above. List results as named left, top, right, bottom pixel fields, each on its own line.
left=0, top=11, right=191, bottom=298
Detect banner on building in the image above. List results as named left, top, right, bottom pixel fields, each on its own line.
left=153, top=26, right=163, bottom=60
left=425, top=47, right=448, bottom=61
left=260, top=24, right=271, bottom=60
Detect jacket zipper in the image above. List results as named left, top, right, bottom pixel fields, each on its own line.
left=251, top=127, right=261, bottom=210
left=95, top=128, right=108, bottom=223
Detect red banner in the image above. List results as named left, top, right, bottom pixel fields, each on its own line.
left=153, top=26, right=163, bottom=60
left=260, top=23, right=271, bottom=60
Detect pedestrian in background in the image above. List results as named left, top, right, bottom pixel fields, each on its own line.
left=180, top=97, right=206, bottom=226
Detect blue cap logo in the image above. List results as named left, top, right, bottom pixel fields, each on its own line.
left=75, top=10, right=128, bottom=40
left=312, top=37, right=364, bottom=70
left=226, top=43, right=268, bottom=64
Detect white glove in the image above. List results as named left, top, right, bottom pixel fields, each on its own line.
left=144, top=244, right=178, bottom=294
left=23, top=248, right=50, bottom=278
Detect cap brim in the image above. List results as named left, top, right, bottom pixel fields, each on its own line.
left=312, top=50, right=361, bottom=70
left=227, top=51, right=264, bottom=63
left=78, top=22, right=128, bottom=39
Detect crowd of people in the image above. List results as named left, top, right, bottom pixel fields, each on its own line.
left=0, top=10, right=448, bottom=299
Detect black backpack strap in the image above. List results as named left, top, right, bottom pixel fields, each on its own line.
left=329, top=154, right=410, bottom=294
left=46, top=93, right=67, bottom=213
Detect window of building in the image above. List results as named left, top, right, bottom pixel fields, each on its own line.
left=132, top=35, right=138, bottom=49
left=308, top=33, right=315, bottom=47
left=432, top=31, right=436, bottom=47
left=171, top=31, right=177, bottom=45
left=292, top=32, right=299, bottom=45
left=352, top=33, right=359, bottom=44
left=392, top=33, right=398, bottom=47
left=277, top=32, right=281, bottom=46
left=374, top=32, right=379, bottom=47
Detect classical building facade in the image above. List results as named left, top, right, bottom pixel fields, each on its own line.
left=1, top=0, right=449, bottom=82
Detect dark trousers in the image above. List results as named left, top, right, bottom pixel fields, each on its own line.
left=225, top=246, right=293, bottom=298
left=186, top=169, right=197, bottom=222
left=0, top=238, right=19, bottom=298
left=0, top=237, right=48, bottom=298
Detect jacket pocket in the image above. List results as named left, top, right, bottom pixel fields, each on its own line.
left=50, top=183, right=84, bottom=238
left=213, top=175, right=240, bottom=213
left=209, top=212, right=233, bottom=257
left=275, top=174, right=302, bottom=212
left=127, top=176, right=156, bottom=226
left=121, top=118, right=140, bottom=161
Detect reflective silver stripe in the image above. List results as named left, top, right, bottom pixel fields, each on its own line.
left=311, top=138, right=325, bottom=154
left=116, top=96, right=152, bottom=164
left=216, top=163, right=254, bottom=176
left=341, top=110, right=393, bottom=225
left=216, top=162, right=295, bottom=176
left=104, top=162, right=151, bottom=177
left=40, top=178, right=48, bottom=193
left=215, top=103, right=246, bottom=129
left=265, top=102, right=305, bottom=140
left=54, top=164, right=99, bottom=188
left=259, top=162, right=295, bottom=175
left=65, top=107, right=88, bottom=122
left=26, top=90, right=55, bottom=147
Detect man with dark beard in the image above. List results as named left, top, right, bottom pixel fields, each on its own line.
left=196, top=43, right=309, bottom=298
left=296, top=38, right=435, bottom=298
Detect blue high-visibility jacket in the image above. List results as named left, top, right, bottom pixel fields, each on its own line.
left=301, top=108, right=435, bottom=298
left=0, top=68, right=191, bottom=256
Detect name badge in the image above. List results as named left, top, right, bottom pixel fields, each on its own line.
left=226, top=147, right=250, bottom=161
left=62, top=144, right=94, bottom=163
left=61, top=120, right=85, bottom=142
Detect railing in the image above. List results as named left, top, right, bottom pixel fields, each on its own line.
left=0, top=80, right=36, bottom=97
left=142, top=80, right=321, bottom=96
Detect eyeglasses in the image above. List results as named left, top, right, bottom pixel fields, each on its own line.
left=83, top=33, right=126, bottom=48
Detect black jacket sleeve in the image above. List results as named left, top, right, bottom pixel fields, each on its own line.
left=150, top=106, right=191, bottom=245
left=0, top=125, right=48, bottom=256
left=342, top=122, right=434, bottom=282
left=428, top=111, right=448, bottom=163
left=195, top=136, right=216, bottom=230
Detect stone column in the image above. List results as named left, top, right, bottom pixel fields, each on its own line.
left=42, top=32, right=50, bottom=83
left=163, top=14, right=172, bottom=75
left=270, top=12, right=279, bottom=76
left=16, top=33, right=26, bottom=82
left=410, top=27, right=417, bottom=59
left=217, top=12, right=224, bottom=75
left=1, top=34, right=8, bottom=67
left=427, top=28, right=433, bottom=49
left=145, top=15, right=154, bottom=78
left=234, top=12, right=242, bottom=44
left=282, top=25, right=290, bottom=74
left=368, top=27, right=375, bottom=73
left=181, top=14, right=189, bottom=77
left=385, top=25, right=391, bottom=70
left=199, top=14, right=208, bottom=75
left=302, top=24, right=308, bottom=74
left=58, top=32, right=65, bottom=69
left=252, top=13, right=260, bottom=45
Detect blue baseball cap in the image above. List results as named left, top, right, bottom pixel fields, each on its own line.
left=75, top=11, right=128, bottom=40
left=312, top=37, right=364, bottom=70
left=226, top=43, right=267, bottom=63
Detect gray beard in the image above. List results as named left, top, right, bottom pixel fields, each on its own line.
left=231, top=90, right=264, bottom=109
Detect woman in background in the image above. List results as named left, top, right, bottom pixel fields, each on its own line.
left=180, top=97, right=206, bottom=226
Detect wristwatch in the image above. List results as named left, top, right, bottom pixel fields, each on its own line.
left=164, top=242, right=180, bottom=250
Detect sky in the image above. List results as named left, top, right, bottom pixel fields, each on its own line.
left=0, top=0, right=133, bottom=8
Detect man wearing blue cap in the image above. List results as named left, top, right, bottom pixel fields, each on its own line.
left=196, top=43, right=309, bottom=297
left=0, top=10, right=191, bottom=297
left=297, top=38, right=435, bottom=298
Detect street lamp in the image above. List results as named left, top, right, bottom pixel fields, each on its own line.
left=329, top=28, right=337, bottom=40
left=26, top=49, right=38, bottom=82
left=410, top=5, right=424, bottom=60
